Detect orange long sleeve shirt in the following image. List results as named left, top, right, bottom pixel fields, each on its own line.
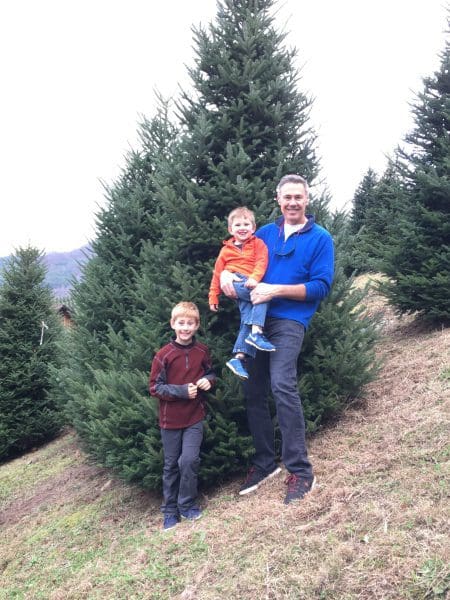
left=208, top=235, right=268, bottom=305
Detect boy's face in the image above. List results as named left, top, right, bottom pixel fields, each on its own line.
left=228, top=217, right=255, bottom=243
left=171, top=316, right=199, bottom=345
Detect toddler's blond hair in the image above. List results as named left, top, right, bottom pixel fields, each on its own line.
left=227, top=206, right=256, bottom=228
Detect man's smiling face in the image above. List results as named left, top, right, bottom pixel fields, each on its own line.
left=277, top=182, right=309, bottom=225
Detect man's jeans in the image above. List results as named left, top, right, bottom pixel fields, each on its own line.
left=160, top=420, right=203, bottom=515
left=243, top=318, right=313, bottom=478
left=232, top=277, right=269, bottom=357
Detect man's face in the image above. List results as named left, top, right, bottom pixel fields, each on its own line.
left=171, top=316, right=199, bottom=345
left=228, top=217, right=255, bottom=243
left=277, top=182, right=309, bottom=225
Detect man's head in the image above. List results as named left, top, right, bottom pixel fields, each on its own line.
left=276, top=174, right=309, bottom=225
left=170, top=302, right=200, bottom=345
left=227, top=206, right=256, bottom=243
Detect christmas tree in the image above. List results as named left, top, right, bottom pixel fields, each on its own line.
left=0, top=246, right=62, bottom=460
left=63, top=0, right=379, bottom=489
left=379, top=28, right=450, bottom=325
left=349, top=165, right=409, bottom=274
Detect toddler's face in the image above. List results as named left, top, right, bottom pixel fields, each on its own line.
left=229, top=218, right=255, bottom=243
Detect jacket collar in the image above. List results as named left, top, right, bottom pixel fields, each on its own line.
left=170, top=336, right=197, bottom=349
left=275, top=214, right=315, bottom=233
left=223, top=234, right=256, bottom=247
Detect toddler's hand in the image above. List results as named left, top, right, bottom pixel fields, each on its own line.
left=210, top=304, right=219, bottom=312
left=188, top=383, right=198, bottom=398
left=245, top=277, right=258, bottom=289
left=196, top=377, right=212, bottom=391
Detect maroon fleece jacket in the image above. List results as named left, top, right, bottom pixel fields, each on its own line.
left=149, top=337, right=216, bottom=429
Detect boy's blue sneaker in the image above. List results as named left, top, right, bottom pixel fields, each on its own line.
left=180, top=506, right=202, bottom=521
left=163, top=514, right=179, bottom=530
left=226, top=358, right=249, bottom=380
left=245, top=332, right=276, bottom=352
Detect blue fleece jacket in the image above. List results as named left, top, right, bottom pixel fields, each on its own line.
left=256, top=215, right=334, bottom=328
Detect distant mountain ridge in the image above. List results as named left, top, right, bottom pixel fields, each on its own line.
left=0, top=245, right=91, bottom=299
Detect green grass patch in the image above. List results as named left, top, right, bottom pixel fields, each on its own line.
left=0, top=434, right=78, bottom=506
left=406, top=558, right=450, bottom=599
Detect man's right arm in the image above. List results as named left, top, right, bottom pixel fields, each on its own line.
left=250, top=230, right=334, bottom=304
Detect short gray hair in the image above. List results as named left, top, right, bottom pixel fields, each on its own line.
left=276, top=174, right=309, bottom=196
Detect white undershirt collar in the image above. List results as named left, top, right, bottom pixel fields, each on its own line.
left=284, top=222, right=305, bottom=240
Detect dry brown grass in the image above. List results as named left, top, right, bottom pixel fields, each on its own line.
left=170, top=311, right=449, bottom=599
left=1, top=282, right=449, bottom=599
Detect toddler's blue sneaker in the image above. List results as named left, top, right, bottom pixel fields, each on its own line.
left=180, top=506, right=202, bottom=521
left=163, top=514, right=179, bottom=530
left=226, top=358, right=249, bottom=380
left=245, top=332, right=276, bottom=352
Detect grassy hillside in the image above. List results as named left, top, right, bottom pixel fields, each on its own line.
left=0, top=288, right=449, bottom=599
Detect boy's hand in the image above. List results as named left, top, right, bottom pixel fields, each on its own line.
left=188, top=383, right=198, bottom=399
left=245, top=277, right=258, bottom=289
left=196, top=378, right=212, bottom=391
left=210, top=304, right=219, bottom=312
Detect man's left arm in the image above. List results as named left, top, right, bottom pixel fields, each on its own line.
left=302, top=233, right=335, bottom=300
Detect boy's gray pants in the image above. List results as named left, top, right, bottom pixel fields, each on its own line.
left=160, top=420, right=203, bottom=515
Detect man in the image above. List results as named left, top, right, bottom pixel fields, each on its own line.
left=220, top=174, right=334, bottom=504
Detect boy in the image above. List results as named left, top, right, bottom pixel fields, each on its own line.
left=209, top=206, right=275, bottom=381
left=149, top=302, right=216, bottom=530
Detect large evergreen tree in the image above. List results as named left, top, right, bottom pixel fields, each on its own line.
left=348, top=168, right=379, bottom=273
left=380, top=28, right=450, bottom=324
left=0, top=246, right=62, bottom=460
left=348, top=164, right=409, bottom=274
left=350, top=168, right=379, bottom=236
left=64, top=0, right=379, bottom=489
left=59, top=100, right=179, bottom=432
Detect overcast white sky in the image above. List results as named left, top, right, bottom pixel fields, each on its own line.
left=0, top=0, right=447, bottom=256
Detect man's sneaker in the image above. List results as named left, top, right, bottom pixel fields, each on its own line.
left=163, top=514, right=180, bottom=530
left=284, top=474, right=316, bottom=504
left=245, top=333, right=276, bottom=352
left=238, top=465, right=282, bottom=495
left=226, top=358, right=249, bottom=380
left=180, top=506, right=202, bottom=521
